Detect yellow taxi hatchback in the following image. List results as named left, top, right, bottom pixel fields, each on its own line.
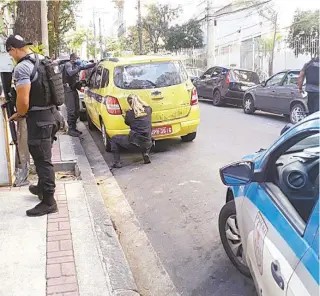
left=84, top=56, right=200, bottom=151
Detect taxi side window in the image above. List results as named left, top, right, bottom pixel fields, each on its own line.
left=265, top=131, right=319, bottom=226
left=88, top=70, right=96, bottom=88
left=100, top=68, right=109, bottom=88
left=94, top=67, right=103, bottom=89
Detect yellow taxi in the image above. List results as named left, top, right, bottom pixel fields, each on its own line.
left=84, top=56, right=200, bottom=151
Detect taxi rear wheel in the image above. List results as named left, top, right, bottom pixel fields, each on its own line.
left=219, top=201, right=251, bottom=278
left=181, top=132, right=197, bottom=142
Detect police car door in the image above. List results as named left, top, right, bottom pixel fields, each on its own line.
left=287, top=200, right=319, bottom=296
left=242, top=131, right=319, bottom=296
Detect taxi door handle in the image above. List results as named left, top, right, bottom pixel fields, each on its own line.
left=271, top=261, right=284, bottom=290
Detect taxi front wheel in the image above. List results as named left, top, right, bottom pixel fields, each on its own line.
left=101, top=121, right=112, bottom=152
left=218, top=201, right=251, bottom=278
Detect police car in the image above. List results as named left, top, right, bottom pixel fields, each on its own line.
left=218, top=112, right=319, bottom=296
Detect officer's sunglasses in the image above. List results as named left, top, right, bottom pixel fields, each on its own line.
left=6, top=46, right=13, bottom=53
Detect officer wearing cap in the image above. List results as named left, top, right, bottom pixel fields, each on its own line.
left=63, top=53, right=95, bottom=137
left=298, top=54, right=320, bottom=115
left=6, top=34, right=58, bottom=216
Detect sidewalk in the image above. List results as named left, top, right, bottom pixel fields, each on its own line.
left=0, top=134, right=138, bottom=296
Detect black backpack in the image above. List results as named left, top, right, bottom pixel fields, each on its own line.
left=28, top=54, right=65, bottom=106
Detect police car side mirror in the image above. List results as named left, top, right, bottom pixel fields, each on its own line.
left=280, top=123, right=293, bottom=136
left=220, top=161, right=254, bottom=186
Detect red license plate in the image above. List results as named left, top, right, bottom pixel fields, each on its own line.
left=152, top=126, right=173, bottom=136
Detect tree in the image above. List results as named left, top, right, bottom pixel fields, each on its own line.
left=236, top=0, right=277, bottom=75
left=14, top=1, right=41, bottom=43
left=125, top=25, right=152, bottom=54
left=288, top=9, right=319, bottom=58
left=166, top=19, right=203, bottom=51
left=48, top=0, right=80, bottom=57
left=142, top=4, right=181, bottom=53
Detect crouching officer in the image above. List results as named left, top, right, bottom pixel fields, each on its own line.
left=6, top=35, right=58, bottom=216
left=63, top=53, right=95, bottom=137
left=110, top=94, right=153, bottom=168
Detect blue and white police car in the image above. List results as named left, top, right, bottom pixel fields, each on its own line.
left=218, top=112, right=319, bottom=296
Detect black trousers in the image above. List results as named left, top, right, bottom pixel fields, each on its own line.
left=27, top=109, right=56, bottom=205
left=111, top=135, right=153, bottom=153
left=307, top=92, right=320, bottom=115
left=64, top=87, right=80, bottom=128
left=110, top=135, right=138, bottom=153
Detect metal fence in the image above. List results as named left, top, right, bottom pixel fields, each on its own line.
left=177, top=35, right=319, bottom=81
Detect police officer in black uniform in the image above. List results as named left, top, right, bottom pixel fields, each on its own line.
left=6, top=35, right=58, bottom=216
left=63, top=53, right=95, bottom=137
left=298, top=54, right=320, bottom=115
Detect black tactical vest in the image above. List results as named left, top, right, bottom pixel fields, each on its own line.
left=62, top=62, right=78, bottom=90
left=305, top=58, right=320, bottom=87
left=17, top=54, right=52, bottom=109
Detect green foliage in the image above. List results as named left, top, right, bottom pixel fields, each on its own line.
left=258, top=34, right=282, bottom=56
left=125, top=25, right=152, bottom=55
left=288, top=9, right=319, bottom=57
left=0, top=0, right=17, bottom=36
left=48, top=0, right=80, bottom=57
left=30, top=44, right=45, bottom=55
left=142, top=3, right=181, bottom=53
left=166, top=19, right=203, bottom=51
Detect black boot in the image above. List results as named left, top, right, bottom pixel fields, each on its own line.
left=112, top=152, right=122, bottom=168
left=68, top=128, right=80, bottom=137
left=142, top=146, right=151, bottom=164
left=72, top=123, right=82, bottom=135
left=142, top=153, right=151, bottom=164
left=26, top=200, right=58, bottom=217
left=29, top=184, right=43, bottom=201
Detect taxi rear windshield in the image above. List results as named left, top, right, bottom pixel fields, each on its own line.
left=114, top=61, right=188, bottom=89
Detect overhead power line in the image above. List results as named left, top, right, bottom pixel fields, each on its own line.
left=194, top=0, right=272, bottom=24
left=208, top=0, right=272, bottom=19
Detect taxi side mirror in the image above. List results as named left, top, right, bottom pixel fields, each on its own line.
left=220, top=161, right=254, bottom=186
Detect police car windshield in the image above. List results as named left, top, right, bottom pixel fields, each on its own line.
left=114, top=61, right=188, bottom=89
left=286, top=133, right=319, bottom=153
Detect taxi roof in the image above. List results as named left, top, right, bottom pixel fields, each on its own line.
left=100, top=55, right=182, bottom=67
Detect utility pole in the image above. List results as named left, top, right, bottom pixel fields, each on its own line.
left=137, top=0, right=143, bottom=55
left=99, top=18, right=103, bottom=59
left=269, top=13, right=278, bottom=76
left=93, top=9, right=97, bottom=60
left=40, top=0, right=49, bottom=56
left=206, top=0, right=215, bottom=68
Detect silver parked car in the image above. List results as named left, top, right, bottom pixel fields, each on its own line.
left=243, top=70, right=308, bottom=124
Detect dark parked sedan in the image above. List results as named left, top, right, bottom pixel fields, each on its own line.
left=243, top=70, right=308, bottom=124
left=193, top=66, right=260, bottom=106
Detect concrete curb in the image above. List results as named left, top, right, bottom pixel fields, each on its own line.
left=77, top=121, right=180, bottom=296
left=70, top=134, right=139, bottom=296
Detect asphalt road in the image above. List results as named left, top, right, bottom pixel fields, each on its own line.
left=87, top=102, right=289, bottom=296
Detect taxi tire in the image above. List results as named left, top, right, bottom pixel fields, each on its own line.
left=181, top=132, right=197, bottom=142
left=79, top=111, right=87, bottom=122
left=219, top=201, right=252, bottom=278
left=86, top=110, right=95, bottom=130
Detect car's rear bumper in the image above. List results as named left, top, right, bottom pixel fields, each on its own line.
left=105, top=105, right=200, bottom=139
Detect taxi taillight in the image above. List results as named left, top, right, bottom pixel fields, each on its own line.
left=191, top=88, right=198, bottom=106
left=105, top=96, right=122, bottom=115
